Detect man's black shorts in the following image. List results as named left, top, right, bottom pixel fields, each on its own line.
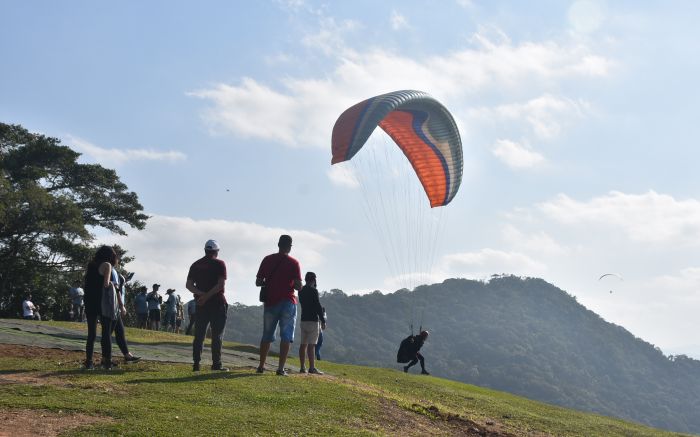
left=136, top=313, right=148, bottom=324
left=149, top=309, right=161, bottom=322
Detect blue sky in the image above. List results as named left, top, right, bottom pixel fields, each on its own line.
left=2, top=0, right=700, bottom=357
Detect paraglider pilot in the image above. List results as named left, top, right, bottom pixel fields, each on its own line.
left=398, top=330, right=430, bottom=375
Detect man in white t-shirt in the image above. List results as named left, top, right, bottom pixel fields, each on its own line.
left=68, top=281, right=85, bottom=322
left=22, top=294, right=39, bottom=321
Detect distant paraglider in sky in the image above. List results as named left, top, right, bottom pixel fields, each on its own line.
left=599, top=273, right=623, bottom=293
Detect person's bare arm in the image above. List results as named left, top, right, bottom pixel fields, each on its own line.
left=99, top=262, right=112, bottom=288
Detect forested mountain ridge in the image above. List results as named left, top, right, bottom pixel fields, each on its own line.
left=223, top=276, right=700, bottom=434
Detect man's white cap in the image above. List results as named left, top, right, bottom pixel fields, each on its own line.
left=204, top=239, right=220, bottom=251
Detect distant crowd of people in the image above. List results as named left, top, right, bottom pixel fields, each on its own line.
left=66, top=278, right=187, bottom=334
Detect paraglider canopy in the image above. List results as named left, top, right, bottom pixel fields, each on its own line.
left=331, top=90, right=463, bottom=207
left=599, top=273, right=623, bottom=294
left=598, top=273, right=623, bottom=281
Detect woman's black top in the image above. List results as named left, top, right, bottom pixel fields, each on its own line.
left=83, top=262, right=103, bottom=316
left=299, top=285, right=325, bottom=323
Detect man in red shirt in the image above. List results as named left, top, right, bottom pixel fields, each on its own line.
left=255, top=234, right=302, bottom=376
left=186, top=239, right=228, bottom=372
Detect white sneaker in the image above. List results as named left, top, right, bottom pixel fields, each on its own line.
left=308, top=367, right=323, bottom=375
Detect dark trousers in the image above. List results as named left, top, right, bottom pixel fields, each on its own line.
left=192, top=305, right=227, bottom=366
left=406, top=352, right=425, bottom=370
left=185, top=314, right=196, bottom=335
left=85, top=312, right=128, bottom=364
left=315, top=330, right=323, bottom=360
left=112, top=315, right=130, bottom=356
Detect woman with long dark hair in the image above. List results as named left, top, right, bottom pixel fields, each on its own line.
left=84, top=245, right=123, bottom=369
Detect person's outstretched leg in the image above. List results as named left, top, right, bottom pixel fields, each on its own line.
left=278, top=341, right=291, bottom=373
left=258, top=341, right=271, bottom=371
left=192, top=311, right=210, bottom=370
left=113, top=316, right=129, bottom=357
left=298, top=344, right=307, bottom=371
left=404, top=356, right=418, bottom=372
left=276, top=301, right=296, bottom=375
left=418, top=353, right=429, bottom=374
left=209, top=305, right=228, bottom=370
left=85, top=312, right=98, bottom=367
left=100, top=316, right=115, bottom=368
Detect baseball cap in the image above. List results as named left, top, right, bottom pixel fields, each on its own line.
left=278, top=234, right=292, bottom=247
left=153, top=283, right=160, bottom=288
left=205, top=239, right=220, bottom=251
left=166, top=288, right=175, bottom=294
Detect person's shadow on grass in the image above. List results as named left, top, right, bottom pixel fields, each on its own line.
left=126, top=371, right=258, bottom=384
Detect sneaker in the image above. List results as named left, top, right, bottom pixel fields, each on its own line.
left=193, top=363, right=200, bottom=372
left=403, top=366, right=409, bottom=373
left=101, top=361, right=114, bottom=370
left=299, top=367, right=307, bottom=374
left=124, top=355, right=141, bottom=363
left=255, top=367, right=264, bottom=374
left=276, top=369, right=288, bottom=376
left=83, top=361, right=94, bottom=370
left=211, top=364, right=229, bottom=372
left=308, top=367, right=324, bottom=375
left=421, top=370, right=430, bottom=375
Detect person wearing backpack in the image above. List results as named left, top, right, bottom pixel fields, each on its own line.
left=398, top=330, right=430, bottom=375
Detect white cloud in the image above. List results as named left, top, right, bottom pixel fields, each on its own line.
left=455, top=0, right=474, bottom=8
left=189, top=30, right=613, bottom=149
left=67, top=135, right=186, bottom=165
left=99, top=215, right=336, bottom=305
left=501, top=224, right=568, bottom=255
left=471, top=94, right=590, bottom=140
left=651, top=267, right=700, bottom=303
left=390, top=10, right=409, bottom=31
left=537, top=191, right=700, bottom=245
left=492, top=139, right=545, bottom=168
left=301, top=16, right=361, bottom=55
left=568, top=0, right=607, bottom=34
left=440, top=248, right=547, bottom=278
left=327, top=164, right=359, bottom=188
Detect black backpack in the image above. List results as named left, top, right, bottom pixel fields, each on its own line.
left=396, top=335, right=415, bottom=363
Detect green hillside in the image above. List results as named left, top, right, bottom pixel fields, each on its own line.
left=0, top=323, right=691, bottom=437
left=221, top=276, right=700, bottom=434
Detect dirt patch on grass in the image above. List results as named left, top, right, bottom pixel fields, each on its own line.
left=0, top=409, right=112, bottom=437
left=0, top=371, right=74, bottom=388
left=323, top=374, right=519, bottom=436
left=0, top=344, right=127, bottom=394
left=0, top=343, right=89, bottom=364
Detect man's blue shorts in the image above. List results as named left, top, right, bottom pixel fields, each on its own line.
left=261, top=299, right=296, bottom=343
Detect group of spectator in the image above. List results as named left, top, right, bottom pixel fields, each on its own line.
left=187, top=235, right=326, bottom=376
left=75, top=234, right=326, bottom=374
left=66, top=276, right=187, bottom=334
left=132, top=284, right=185, bottom=333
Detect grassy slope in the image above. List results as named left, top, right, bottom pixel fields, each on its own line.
left=0, top=322, right=690, bottom=437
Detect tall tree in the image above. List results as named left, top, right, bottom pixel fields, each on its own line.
left=0, top=123, right=148, bottom=318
